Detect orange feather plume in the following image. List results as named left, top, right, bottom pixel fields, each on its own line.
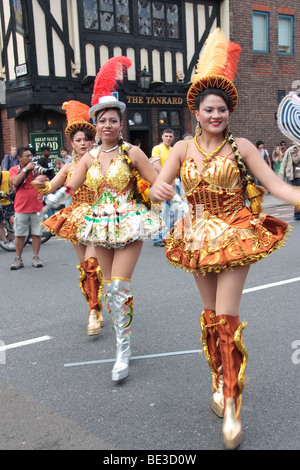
left=193, top=28, right=241, bottom=82
left=62, top=100, right=90, bottom=125
left=91, top=56, right=132, bottom=106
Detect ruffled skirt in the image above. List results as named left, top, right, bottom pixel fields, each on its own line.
left=76, top=200, right=162, bottom=248
left=42, top=202, right=91, bottom=244
left=164, top=206, right=290, bottom=275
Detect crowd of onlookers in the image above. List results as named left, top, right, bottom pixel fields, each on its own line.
left=255, top=139, right=300, bottom=220
left=255, top=139, right=286, bottom=175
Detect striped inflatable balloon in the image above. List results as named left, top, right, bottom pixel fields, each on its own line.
left=277, top=91, right=300, bottom=146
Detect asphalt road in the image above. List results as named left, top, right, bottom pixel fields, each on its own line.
left=0, top=202, right=299, bottom=452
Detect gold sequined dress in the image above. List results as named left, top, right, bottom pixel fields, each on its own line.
left=76, top=145, right=162, bottom=248
left=164, top=154, right=290, bottom=274
left=42, top=167, right=95, bottom=244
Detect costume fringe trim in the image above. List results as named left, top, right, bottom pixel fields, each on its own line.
left=41, top=222, right=81, bottom=244
left=200, top=312, right=218, bottom=390
left=77, top=263, right=88, bottom=302
left=165, top=224, right=292, bottom=276
left=233, top=321, right=248, bottom=418
left=96, top=264, right=104, bottom=310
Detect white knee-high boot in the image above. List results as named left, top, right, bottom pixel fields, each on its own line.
left=110, top=277, right=133, bottom=382
left=103, top=280, right=112, bottom=314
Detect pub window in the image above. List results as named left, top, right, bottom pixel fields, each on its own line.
left=83, top=0, right=130, bottom=33
left=128, top=110, right=148, bottom=127
left=138, top=0, right=180, bottom=38
left=278, top=15, right=293, bottom=54
left=158, top=110, right=181, bottom=141
left=252, top=11, right=269, bottom=53
left=31, top=112, right=59, bottom=132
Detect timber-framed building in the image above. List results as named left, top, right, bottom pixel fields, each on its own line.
left=0, top=1, right=299, bottom=160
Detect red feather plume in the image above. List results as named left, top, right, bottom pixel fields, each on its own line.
left=91, top=56, right=132, bottom=106
left=221, top=43, right=241, bottom=81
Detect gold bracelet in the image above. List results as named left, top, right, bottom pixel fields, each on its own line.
left=295, top=199, right=300, bottom=212
left=36, top=181, right=52, bottom=195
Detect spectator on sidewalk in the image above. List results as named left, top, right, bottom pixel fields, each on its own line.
left=54, top=158, right=65, bottom=174
left=272, top=145, right=283, bottom=175
left=150, top=129, right=175, bottom=246
left=280, top=140, right=287, bottom=158
left=1, top=146, right=18, bottom=171
left=9, top=147, right=44, bottom=270
left=256, top=140, right=272, bottom=168
left=279, top=143, right=300, bottom=220
left=0, top=170, right=14, bottom=248
left=38, top=145, right=55, bottom=179
left=59, top=147, right=72, bottom=164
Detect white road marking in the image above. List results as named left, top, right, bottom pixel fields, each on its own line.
left=64, top=276, right=300, bottom=368
left=64, top=349, right=201, bottom=368
left=243, top=277, right=300, bottom=294
left=0, top=335, right=52, bottom=351
left=4, top=280, right=295, bottom=365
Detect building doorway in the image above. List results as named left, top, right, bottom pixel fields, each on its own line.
left=129, top=129, right=151, bottom=158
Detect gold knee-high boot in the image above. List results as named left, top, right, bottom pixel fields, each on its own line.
left=215, top=315, right=248, bottom=450
left=77, top=257, right=104, bottom=335
left=200, top=310, right=224, bottom=417
left=110, top=277, right=133, bottom=382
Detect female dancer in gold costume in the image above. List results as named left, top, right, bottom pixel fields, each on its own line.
left=65, top=57, right=162, bottom=383
left=33, top=101, right=103, bottom=336
left=149, top=29, right=300, bottom=449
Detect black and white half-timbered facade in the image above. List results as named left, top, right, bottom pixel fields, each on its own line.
left=1, top=1, right=299, bottom=160
left=0, top=0, right=226, bottom=159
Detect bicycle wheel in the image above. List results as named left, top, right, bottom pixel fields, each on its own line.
left=41, top=228, right=52, bottom=244
left=0, top=213, right=16, bottom=251
left=27, top=228, right=52, bottom=244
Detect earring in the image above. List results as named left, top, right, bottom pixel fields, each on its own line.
left=118, top=131, right=123, bottom=143
left=95, top=132, right=101, bottom=145
left=195, top=122, right=202, bottom=137
left=72, top=148, right=77, bottom=159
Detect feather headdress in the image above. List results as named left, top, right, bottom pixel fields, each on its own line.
left=187, top=28, right=241, bottom=114
left=89, top=56, right=132, bottom=119
left=62, top=100, right=96, bottom=139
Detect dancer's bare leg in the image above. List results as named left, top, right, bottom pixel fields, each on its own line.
left=95, top=240, right=143, bottom=281
left=193, top=265, right=250, bottom=315
left=73, top=242, right=98, bottom=263
left=215, top=265, right=250, bottom=316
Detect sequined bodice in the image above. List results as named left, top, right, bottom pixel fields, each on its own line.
left=85, top=153, right=133, bottom=194
left=181, top=155, right=244, bottom=218
left=66, top=167, right=94, bottom=206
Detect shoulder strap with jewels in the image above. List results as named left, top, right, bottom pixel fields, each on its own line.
left=88, top=147, right=101, bottom=159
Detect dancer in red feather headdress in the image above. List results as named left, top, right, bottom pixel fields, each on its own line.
left=90, top=56, right=132, bottom=114
left=65, top=56, right=163, bottom=384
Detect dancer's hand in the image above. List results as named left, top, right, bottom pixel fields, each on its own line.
left=149, top=181, right=175, bottom=202
left=31, top=175, right=49, bottom=188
